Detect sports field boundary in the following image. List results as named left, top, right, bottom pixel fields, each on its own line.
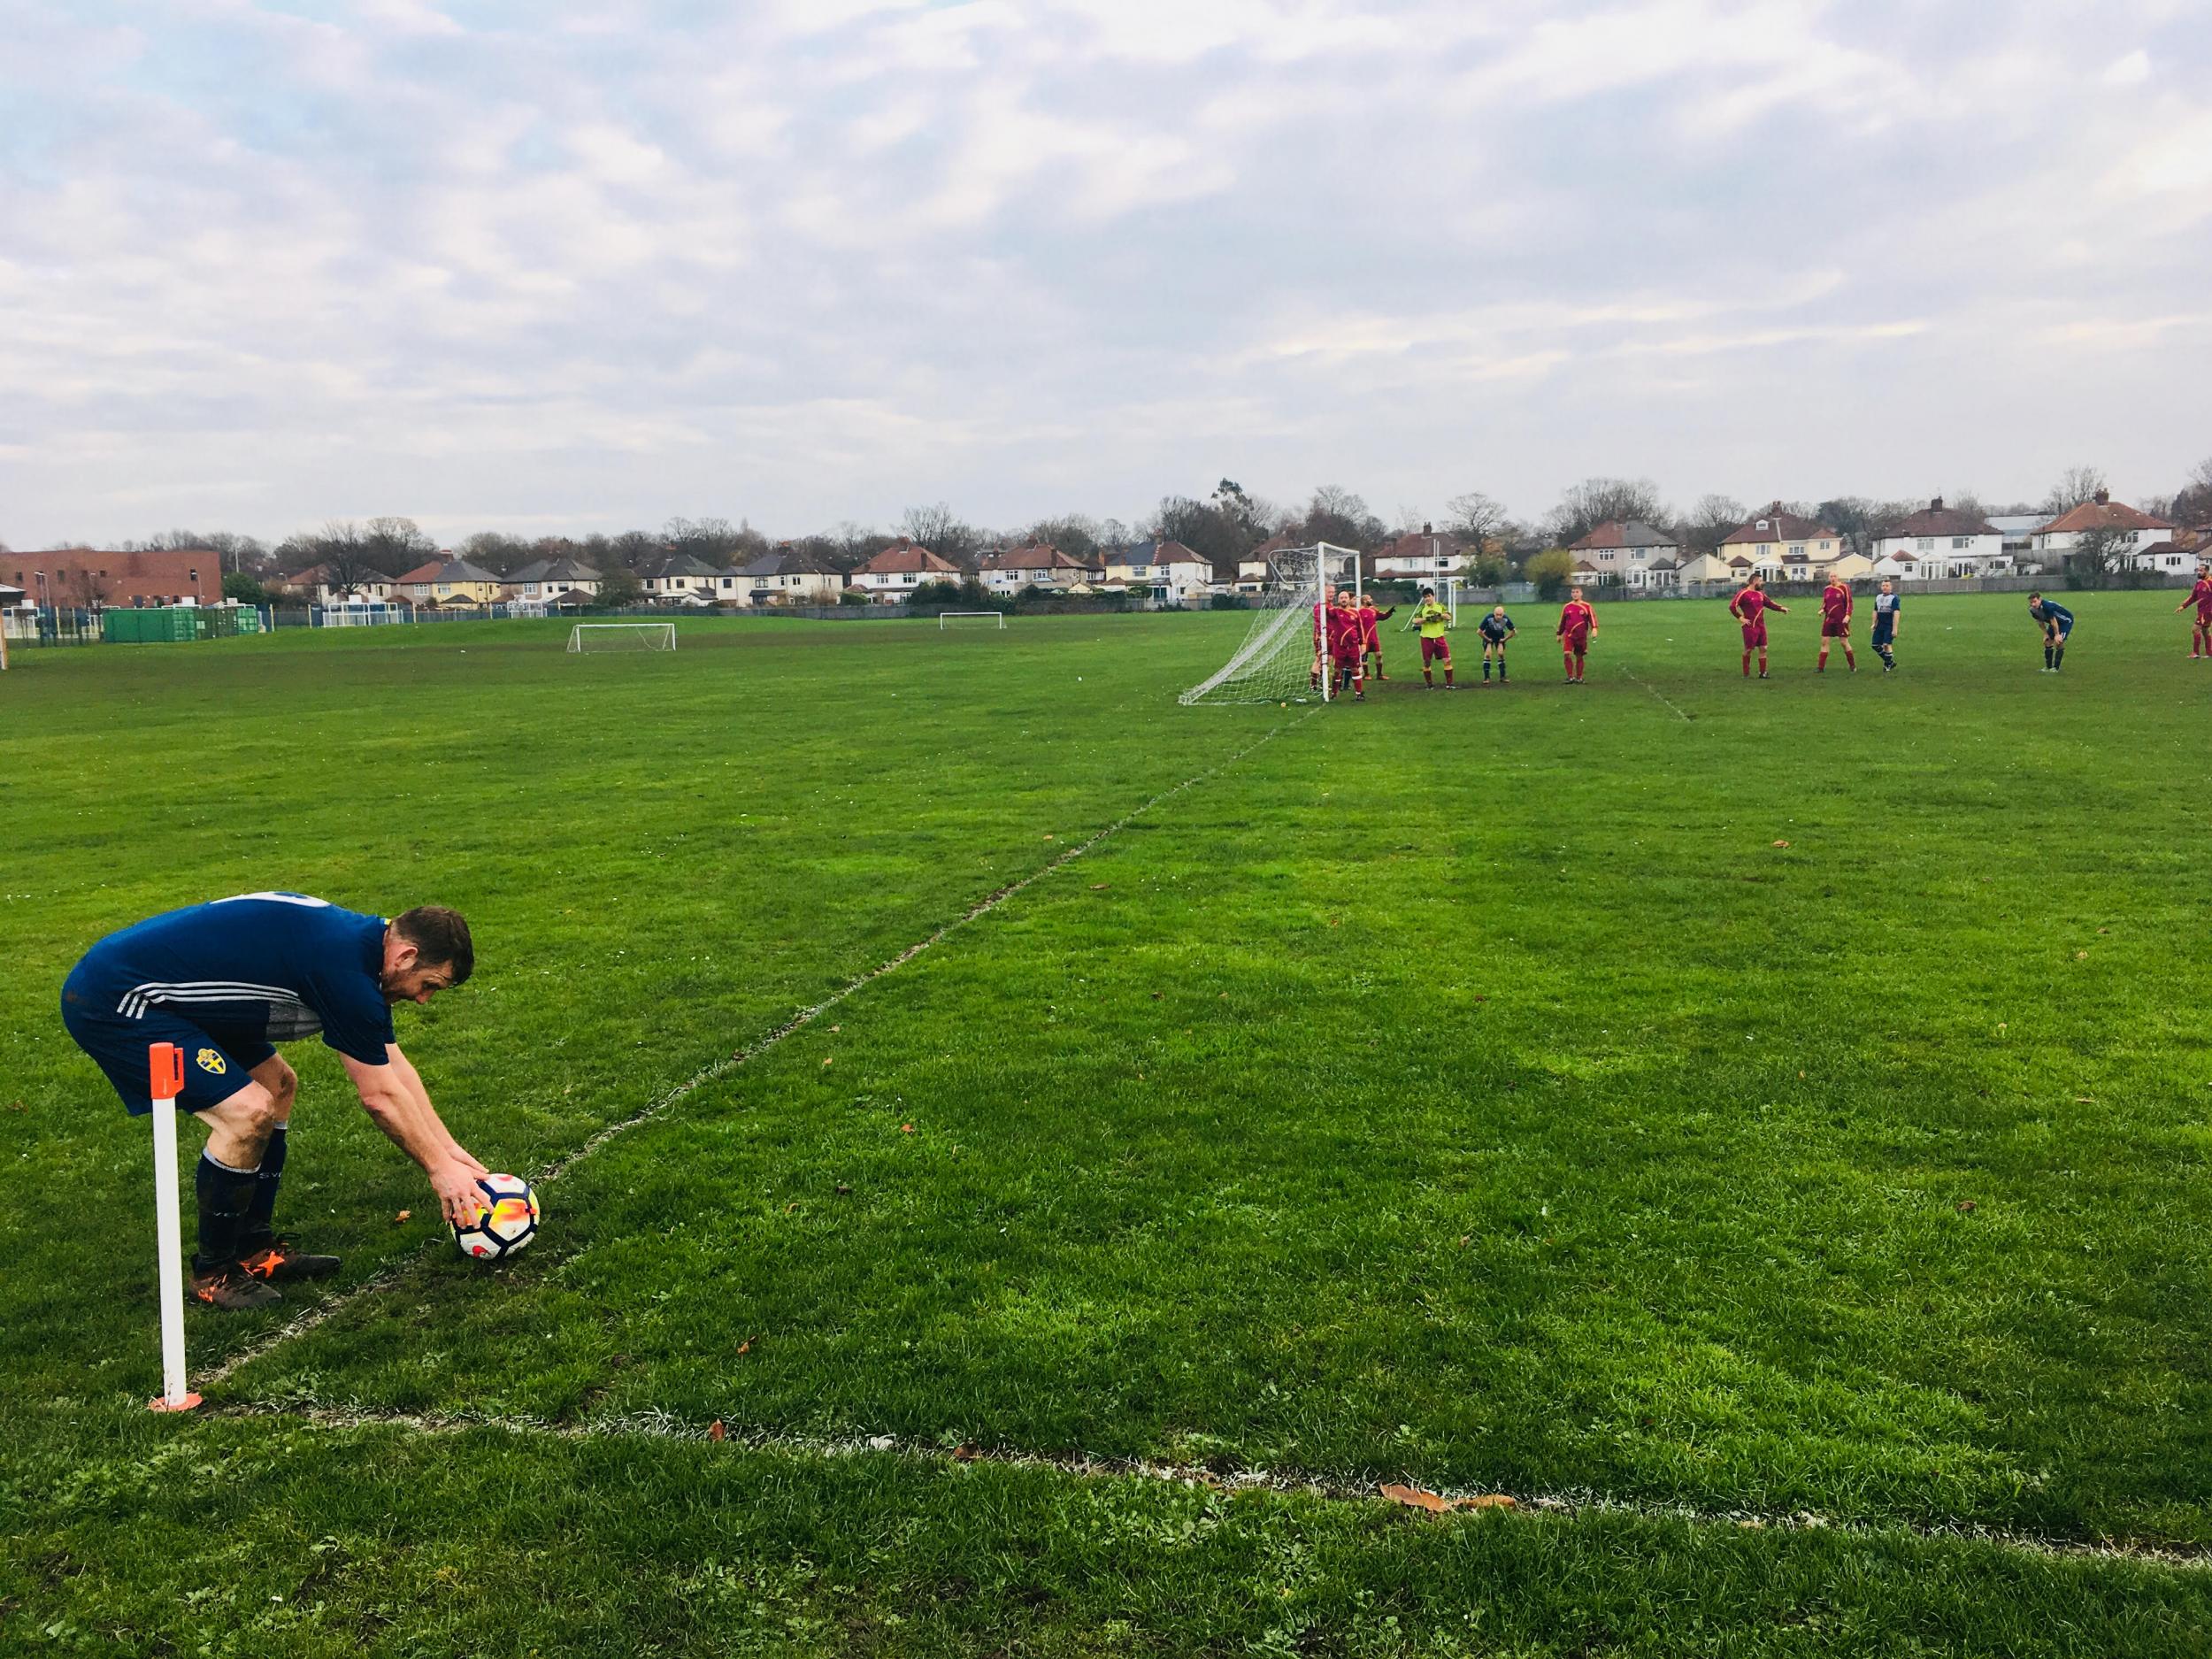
left=204, top=708, right=1318, bottom=1388
left=1620, top=664, right=1695, bottom=721
left=209, top=1401, right=2212, bottom=1573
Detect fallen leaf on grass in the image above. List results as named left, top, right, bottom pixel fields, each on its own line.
left=2074, top=949, right=2088, bottom=960
left=1956, top=1200, right=1977, bottom=1213
left=1089, top=883, right=1110, bottom=891
left=736, top=1340, right=752, bottom=1356
left=1381, top=1483, right=1516, bottom=1514
left=822, top=1056, right=833, bottom=1067
left=834, top=1183, right=852, bottom=1196
left=393, top=1210, right=411, bottom=1224
left=1151, top=991, right=1163, bottom=1000
left=901, top=1123, right=915, bottom=1134
left=785, top=1202, right=799, bottom=1214
left=1771, top=840, right=1791, bottom=849
left=952, top=1443, right=979, bottom=1463
left=830, top=1025, right=841, bottom=1033
left=707, top=1420, right=726, bottom=1442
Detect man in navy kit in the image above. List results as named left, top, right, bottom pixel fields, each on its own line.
left=62, top=894, right=488, bottom=1309
left=2028, top=592, right=2075, bottom=672
left=1870, top=579, right=1901, bottom=672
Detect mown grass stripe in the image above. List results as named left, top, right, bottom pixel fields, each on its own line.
left=203, top=707, right=1317, bottom=1389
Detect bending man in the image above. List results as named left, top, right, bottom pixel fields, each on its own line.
left=62, top=894, right=488, bottom=1309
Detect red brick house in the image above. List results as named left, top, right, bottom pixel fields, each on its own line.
left=1, top=549, right=222, bottom=608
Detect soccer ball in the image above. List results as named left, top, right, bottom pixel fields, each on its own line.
left=453, top=1172, right=540, bottom=1261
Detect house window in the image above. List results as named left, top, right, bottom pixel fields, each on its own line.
left=1916, top=538, right=1934, bottom=551
left=1953, top=537, right=1970, bottom=549
left=189, top=568, right=200, bottom=585
left=1788, top=544, right=1805, bottom=559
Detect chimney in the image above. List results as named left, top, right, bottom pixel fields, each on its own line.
left=2094, top=488, right=2110, bottom=504
left=1931, top=496, right=1943, bottom=511
left=1422, top=521, right=1432, bottom=534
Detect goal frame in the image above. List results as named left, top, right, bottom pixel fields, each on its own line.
left=1178, top=542, right=1362, bottom=706
left=938, top=611, right=1007, bottom=630
left=568, top=622, right=677, bottom=653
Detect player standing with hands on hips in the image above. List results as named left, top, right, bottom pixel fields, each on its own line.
left=61, top=895, right=488, bottom=1310
left=1730, top=573, right=1786, bottom=679
left=1816, top=572, right=1856, bottom=672
left=2179, top=565, right=2212, bottom=660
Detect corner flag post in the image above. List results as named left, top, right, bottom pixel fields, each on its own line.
left=147, top=1043, right=201, bottom=1413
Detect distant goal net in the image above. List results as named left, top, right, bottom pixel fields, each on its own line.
left=939, top=611, right=1006, bottom=630
left=569, top=622, right=676, bottom=653
left=1179, top=543, right=1363, bottom=705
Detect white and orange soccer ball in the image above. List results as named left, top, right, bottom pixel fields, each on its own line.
left=453, top=1173, right=541, bottom=1261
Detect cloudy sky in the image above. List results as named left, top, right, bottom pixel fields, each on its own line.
left=3, top=0, right=2208, bottom=549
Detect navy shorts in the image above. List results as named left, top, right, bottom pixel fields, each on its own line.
left=1871, top=622, right=1895, bottom=646
left=61, top=978, right=274, bottom=1117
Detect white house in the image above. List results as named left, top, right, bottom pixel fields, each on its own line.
left=506, top=556, right=603, bottom=605
left=851, top=536, right=961, bottom=601
left=1569, top=519, right=1679, bottom=584
left=1106, top=540, right=1215, bottom=603
left=2131, top=539, right=2203, bottom=578
left=1872, top=499, right=2006, bottom=578
left=977, top=542, right=1102, bottom=595
left=641, top=553, right=729, bottom=602
left=1626, top=557, right=1681, bottom=589
left=732, top=547, right=845, bottom=604
left=1678, top=551, right=1757, bottom=586
left=1233, top=534, right=1304, bottom=594
left=1372, top=524, right=1469, bottom=583
left=2032, top=491, right=2177, bottom=566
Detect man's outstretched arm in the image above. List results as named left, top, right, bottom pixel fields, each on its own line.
left=342, top=1049, right=489, bottom=1225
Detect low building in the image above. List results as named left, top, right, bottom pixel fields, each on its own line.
left=732, top=546, right=847, bottom=604
left=506, top=557, right=603, bottom=605
left=634, top=553, right=732, bottom=603
left=1569, top=519, right=1679, bottom=584
left=3, top=549, right=224, bottom=608
left=1372, top=524, right=1468, bottom=584
left=280, top=564, right=400, bottom=605
left=977, top=542, right=1102, bottom=595
left=396, top=555, right=504, bottom=607
left=2131, top=540, right=2202, bottom=577
left=1626, top=557, right=1680, bottom=589
left=851, top=537, right=961, bottom=601
left=1872, top=499, right=2007, bottom=578
left=1678, top=551, right=1757, bottom=586
left=1721, top=504, right=1843, bottom=577
left=1235, top=533, right=1305, bottom=593
left=1105, top=540, right=1214, bottom=603
left=2032, top=490, right=2176, bottom=565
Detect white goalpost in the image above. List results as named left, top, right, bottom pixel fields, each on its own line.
left=1179, top=542, right=1362, bottom=706
left=569, top=622, right=676, bottom=653
left=938, top=611, right=1006, bottom=630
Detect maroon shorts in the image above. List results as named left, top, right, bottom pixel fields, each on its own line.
left=1561, top=628, right=1591, bottom=653
left=1821, top=619, right=1850, bottom=638
left=2197, top=606, right=2212, bottom=625
left=1420, top=636, right=1450, bottom=665
left=1740, top=621, right=1769, bottom=649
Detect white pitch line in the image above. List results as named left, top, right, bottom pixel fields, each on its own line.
left=204, top=710, right=1317, bottom=1388
left=1621, top=666, right=1695, bottom=723
left=213, top=1401, right=2212, bottom=1573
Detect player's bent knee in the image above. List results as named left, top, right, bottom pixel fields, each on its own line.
left=199, top=1080, right=282, bottom=1145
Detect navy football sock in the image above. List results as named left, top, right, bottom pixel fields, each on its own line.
left=240, top=1124, right=287, bottom=1248
left=2044, top=643, right=2054, bottom=669
left=2054, top=644, right=2065, bottom=669
left=194, top=1150, right=261, bottom=1272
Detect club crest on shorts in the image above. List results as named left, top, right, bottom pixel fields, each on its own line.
left=196, top=1048, right=227, bottom=1076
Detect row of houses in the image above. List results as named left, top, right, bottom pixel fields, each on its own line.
left=1558, top=493, right=2200, bottom=589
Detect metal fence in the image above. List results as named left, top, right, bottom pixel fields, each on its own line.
left=2, top=607, right=101, bottom=647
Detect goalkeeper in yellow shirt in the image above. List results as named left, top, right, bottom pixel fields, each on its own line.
left=1411, top=587, right=1456, bottom=688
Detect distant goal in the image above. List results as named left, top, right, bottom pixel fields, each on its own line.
left=939, top=611, right=1006, bottom=630
left=1180, top=542, right=1363, bottom=705
left=569, top=623, right=676, bottom=653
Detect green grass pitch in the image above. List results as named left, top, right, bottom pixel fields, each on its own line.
left=3, top=597, right=2208, bottom=1655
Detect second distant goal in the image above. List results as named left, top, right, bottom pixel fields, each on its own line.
left=938, top=611, right=1006, bottom=631
left=569, top=623, right=676, bottom=653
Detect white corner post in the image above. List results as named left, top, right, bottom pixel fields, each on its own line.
left=147, top=1042, right=201, bottom=1412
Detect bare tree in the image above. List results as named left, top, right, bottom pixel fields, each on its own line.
left=900, top=503, right=982, bottom=568
left=296, top=521, right=389, bottom=598
left=1300, top=486, right=1382, bottom=549
left=1544, top=477, right=1666, bottom=548
left=2173, top=457, right=2212, bottom=526
left=458, top=532, right=536, bottom=575
left=1817, top=497, right=1913, bottom=559
left=2066, top=523, right=2132, bottom=578
left=1442, top=490, right=1509, bottom=555
left=1678, top=494, right=1747, bottom=557
left=357, top=516, right=437, bottom=576
left=2043, top=465, right=2107, bottom=518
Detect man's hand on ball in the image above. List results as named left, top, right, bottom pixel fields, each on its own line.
left=433, top=1161, right=488, bottom=1227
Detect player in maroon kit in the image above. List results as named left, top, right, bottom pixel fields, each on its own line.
left=1816, top=573, right=1856, bottom=672
left=2178, top=565, right=2212, bottom=660
left=1328, top=588, right=1366, bottom=702
left=1729, top=574, right=1786, bottom=679
left=1555, top=587, right=1595, bottom=683
left=1357, top=595, right=1395, bottom=681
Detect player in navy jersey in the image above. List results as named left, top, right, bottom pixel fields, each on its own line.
left=62, top=895, right=487, bottom=1309
left=1477, top=605, right=1515, bottom=683
left=2027, top=593, right=2074, bottom=672
left=1870, top=580, right=1901, bottom=672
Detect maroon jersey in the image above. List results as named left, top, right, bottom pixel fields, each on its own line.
left=1327, top=605, right=1362, bottom=656
left=1731, top=587, right=1778, bottom=622
left=1821, top=583, right=1851, bottom=624
left=2192, top=578, right=2212, bottom=618
left=1557, top=600, right=1594, bottom=638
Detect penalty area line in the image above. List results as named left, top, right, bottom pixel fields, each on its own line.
left=1621, top=666, right=1694, bottom=723
left=204, top=709, right=1317, bottom=1389
left=215, top=1402, right=2212, bottom=1573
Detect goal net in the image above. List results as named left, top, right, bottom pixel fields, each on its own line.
left=939, top=611, right=1006, bottom=630
left=1179, top=543, right=1363, bottom=705
left=569, top=622, right=676, bottom=653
